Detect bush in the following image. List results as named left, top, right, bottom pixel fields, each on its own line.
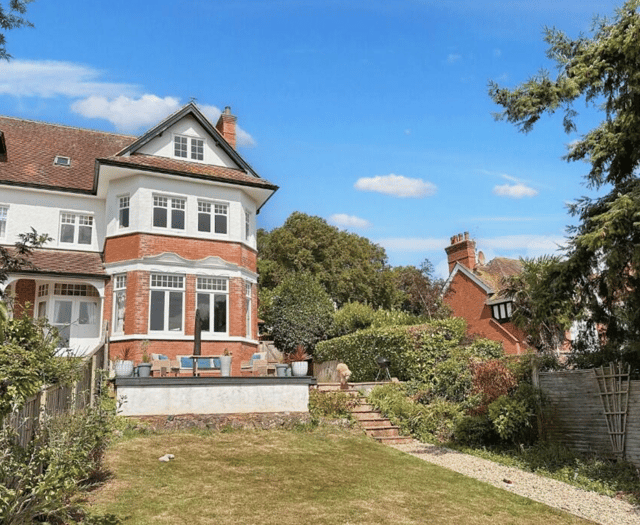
left=371, top=309, right=426, bottom=328
left=487, top=383, right=539, bottom=445
left=265, top=272, right=335, bottom=355
left=453, top=414, right=498, bottom=446
left=331, top=302, right=375, bottom=337
left=470, top=359, right=518, bottom=414
left=0, top=401, right=118, bottom=524
left=309, top=390, right=359, bottom=419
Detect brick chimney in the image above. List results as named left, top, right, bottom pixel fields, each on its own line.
left=444, top=231, right=476, bottom=273
left=215, top=106, right=237, bottom=149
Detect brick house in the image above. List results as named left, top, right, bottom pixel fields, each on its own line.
left=0, top=103, right=278, bottom=374
left=442, top=232, right=528, bottom=355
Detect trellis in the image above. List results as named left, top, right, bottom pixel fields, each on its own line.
left=593, top=362, right=631, bottom=457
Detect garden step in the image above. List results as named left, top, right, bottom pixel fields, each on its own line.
left=351, top=412, right=386, bottom=421
left=351, top=403, right=375, bottom=412
left=364, top=426, right=403, bottom=438
left=348, top=399, right=412, bottom=445
left=371, top=435, right=414, bottom=445
left=358, top=418, right=395, bottom=429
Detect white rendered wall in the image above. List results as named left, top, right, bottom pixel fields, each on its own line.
left=0, top=187, right=104, bottom=250
left=104, top=174, right=257, bottom=249
left=117, top=382, right=310, bottom=416
left=136, top=115, right=235, bottom=168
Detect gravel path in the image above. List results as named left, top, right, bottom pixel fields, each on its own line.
left=391, top=440, right=640, bottom=525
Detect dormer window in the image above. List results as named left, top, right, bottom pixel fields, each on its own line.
left=54, top=155, right=71, bottom=166
left=491, top=301, right=513, bottom=323
left=174, top=135, right=204, bottom=161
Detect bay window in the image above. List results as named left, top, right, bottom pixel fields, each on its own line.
left=196, top=277, right=228, bottom=334
left=150, top=274, right=184, bottom=332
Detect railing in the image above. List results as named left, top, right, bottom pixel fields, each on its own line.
left=3, top=331, right=109, bottom=448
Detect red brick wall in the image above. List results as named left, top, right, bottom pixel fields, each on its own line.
left=104, top=233, right=257, bottom=271
left=108, top=339, right=258, bottom=375
left=444, top=272, right=525, bottom=355
left=13, top=279, right=36, bottom=317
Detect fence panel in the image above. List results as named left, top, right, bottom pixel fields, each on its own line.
left=3, top=343, right=105, bottom=448
left=539, top=369, right=639, bottom=469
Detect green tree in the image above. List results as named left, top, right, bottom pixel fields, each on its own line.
left=489, top=0, right=640, bottom=369
left=392, top=259, right=449, bottom=320
left=501, top=256, right=573, bottom=355
left=258, top=212, right=396, bottom=309
left=264, top=272, right=335, bottom=355
left=0, top=0, right=32, bottom=61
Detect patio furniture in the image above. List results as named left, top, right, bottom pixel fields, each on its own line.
left=150, top=354, right=180, bottom=377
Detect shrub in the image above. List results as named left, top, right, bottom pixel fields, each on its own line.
left=487, top=383, right=539, bottom=445
left=332, top=302, right=375, bottom=337
left=370, top=309, right=426, bottom=328
left=469, top=359, right=518, bottom=414
left=453, top=414, right=498, bottom=446
left=309, top=390, right=359, bottom=419
left=266, top=272, right=335, bottom=355
left=0, top=401, right=118, bottom=524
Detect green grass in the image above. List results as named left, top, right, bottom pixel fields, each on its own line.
left=86, top=425, right=594, bottom=525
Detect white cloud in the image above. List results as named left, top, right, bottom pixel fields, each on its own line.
left=355, top=174, right=437, bottom=198
left=478, top=234, right=565, bottom=253
left=329, top=214, right=372, bottom=229
left=493, top=183, right=539, bottom=198
left=0, top=59, right=138, bottom=98
left=71, top=95, right=181, bottom=133
left=447, top=53, right=462, bottom=64
left=0, top=59, right=255, bottom=144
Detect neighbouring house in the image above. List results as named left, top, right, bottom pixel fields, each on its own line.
left=0, top=103, right=278, bottom=375
left=442, top=232, right=528, bottom=355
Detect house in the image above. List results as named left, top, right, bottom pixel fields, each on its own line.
left=0, top=103, right=278, bottom=374
left=442, top=232, right=528, bottom=355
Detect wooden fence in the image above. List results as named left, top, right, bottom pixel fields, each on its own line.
left=3, top=340, right=109, bottom=448
left=538, top=368, right=640, bottom=469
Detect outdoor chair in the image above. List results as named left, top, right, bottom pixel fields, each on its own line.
left=150, top=354, right=180, bottom=377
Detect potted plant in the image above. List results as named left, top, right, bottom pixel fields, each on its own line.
left=137, top=347, right=152, bottom=378
left=287, top=345, right=310, bottom=377
left=113, top=346, right=134, bottom=378
left=219, top=348, right=232, bottom=377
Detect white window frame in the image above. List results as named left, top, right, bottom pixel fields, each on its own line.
left=244, top=208, right=251, bottom=242
left=118, top=195, right=130, bottom=229
left=197, top=200, right=228, bottom=235
left=113, top=274, right=127, bottom=334
left=174, top=134, right=205, bottom=162
left=196, top=277, right=229, bottom=336
left=59, top=212, right=94, bottom=246
left=149, top=274, right=185, bottom=333
left=153, top=195, right=186, bottom=231
left=491, top=301, right=513, bottom=323
left=0, top=205, right=8, bottom=238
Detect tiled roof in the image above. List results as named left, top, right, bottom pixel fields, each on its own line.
left=5, top=247, right=106, bottom=277
left=99, top=153, right=278, bottom=190
left=0, top=116, right=134, bottom=192
left=473, top=257, right=523, bottom=292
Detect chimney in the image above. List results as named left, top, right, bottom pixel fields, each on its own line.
left=215, top=106, right=237, bottom=149
left=444, top=231, right=476, bottom=273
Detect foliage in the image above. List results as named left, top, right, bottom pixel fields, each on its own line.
left=263, top=272, right=334, bottom=355
left=257, top=212, right=396, bottom=309
left=391, top=259, right=450, bottom=320
left=487, top=392, right=536, bottom=444
left=370, top=308, right=426, bottom=328
left=469, top=359, right=518, bottom=414
left=0, top=311, right=81, bottom=420
left=0, top=0, right=32, bottom=61
left=368, top=383, right=463, bottom=443
left=0, top=229, right=52, bottom=299
left=0, top=401, right=119, bottom=524
left=316, top=318, right=502, bottom=384
left=489, top=0, right=640, bottom=369
left=331, top=302, right=375, bottom=337
left=308, top=390, right=359, bottom=419
left=501, top=256, right=574, bottom=354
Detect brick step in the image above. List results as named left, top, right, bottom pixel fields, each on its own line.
left=351, top=403, right=375, bottom=412
left=371, top=435, right=414, bottom=445
left=315, top=383, right=359, bottom=393
left=358, top=418, right=395, bottom=428
left=364, top=426, right=403, bottom=438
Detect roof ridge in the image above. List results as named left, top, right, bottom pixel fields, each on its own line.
left=0, top=114, right=136, bottom=139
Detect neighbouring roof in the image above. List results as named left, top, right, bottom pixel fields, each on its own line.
left=0, top=116, right=134, bottom=193
left=5, top=247, right=107, bottom=277
left=474, top=257, right=523, bottom=292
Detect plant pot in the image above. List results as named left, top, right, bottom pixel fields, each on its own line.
left=275, top=364, right=288, bottom=377
left=220, top=355, right=232, bottom=377
left=137, top=363, right=152, bottom=377
left=114, top=360, right=134, bottom=378
left=291, top=360, right=308, bottom=377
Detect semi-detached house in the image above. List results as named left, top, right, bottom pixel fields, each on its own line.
left=0, top=103, right=278, bottom=374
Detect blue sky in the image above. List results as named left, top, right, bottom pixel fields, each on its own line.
left=0, top=0, right=622, bottom=277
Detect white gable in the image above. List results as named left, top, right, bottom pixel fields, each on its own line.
left=136, top=115, right=237, bottom=169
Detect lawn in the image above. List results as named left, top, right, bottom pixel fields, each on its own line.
left=87, top=426, right=593, bottom=525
